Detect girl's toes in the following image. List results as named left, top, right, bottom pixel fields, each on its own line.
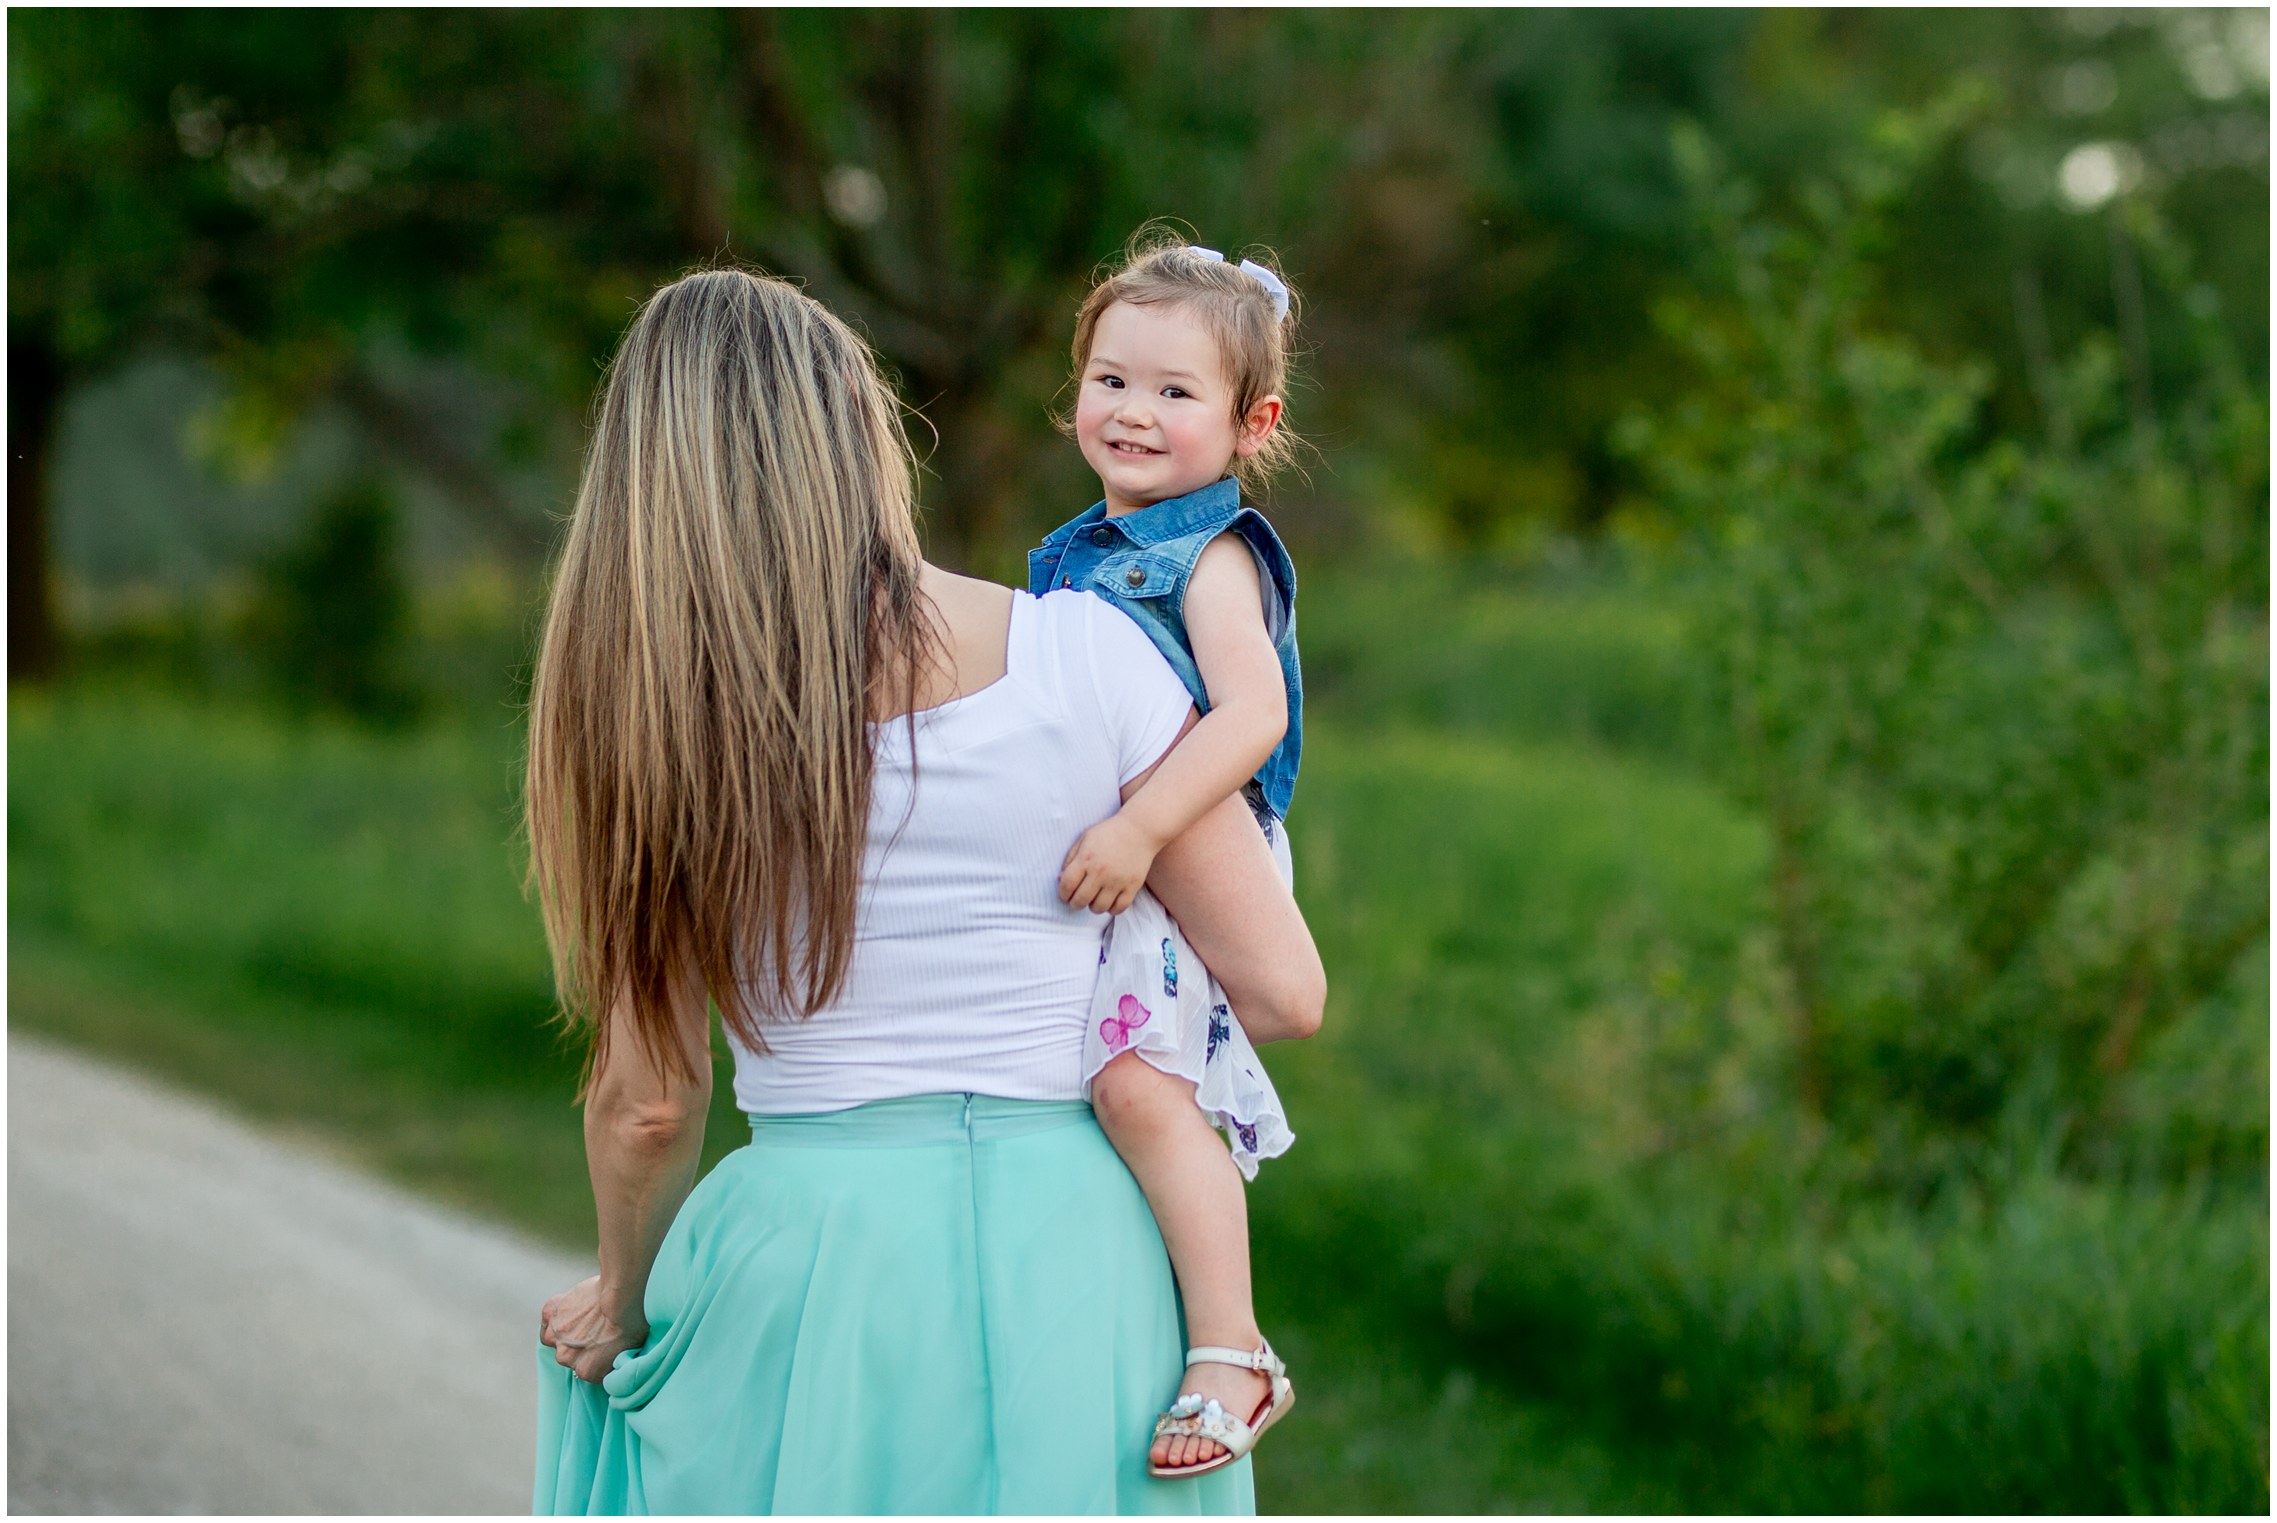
left=1153, top=1429, right=1233, bottom=1472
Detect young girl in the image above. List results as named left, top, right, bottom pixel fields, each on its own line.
left=1028, top=234, right=1309, bottom=1479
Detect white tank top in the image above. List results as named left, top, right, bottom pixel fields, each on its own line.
left=727, top=588, right=1195, bottom=1114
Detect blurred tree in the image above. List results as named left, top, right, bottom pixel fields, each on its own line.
left=1787, top=10, right=2269, bottom=428
left=8, top=10, right=610, bottom=677
left=1428, top=8, right=2268, bottom=544
left=11, top=9, right=1461, bottom=631
left=10, top=9, right=2268, bottom=678
left=552, top=9, right=1519, bottom=561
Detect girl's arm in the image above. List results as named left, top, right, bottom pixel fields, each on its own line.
left=539, top=971, right=712, bottom=1382
left=1059, top=533, right=1287, bottom=913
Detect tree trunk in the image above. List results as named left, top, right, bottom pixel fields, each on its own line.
left=9, top=333, right=64, bottom=683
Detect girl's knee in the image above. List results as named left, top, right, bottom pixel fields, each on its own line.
left=1091, top=1053, right=1185, bottom=1141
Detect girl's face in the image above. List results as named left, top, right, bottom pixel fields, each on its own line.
left=1075, top=300, right=1278, bottom=514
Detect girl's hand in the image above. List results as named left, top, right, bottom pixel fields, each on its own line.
left=1059, top=813, right=1161, bottom=915
left=539, top=1275, right=648, bottom=1385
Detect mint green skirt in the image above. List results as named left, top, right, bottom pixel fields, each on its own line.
left=534, top=1094, right=1254, bottom=1515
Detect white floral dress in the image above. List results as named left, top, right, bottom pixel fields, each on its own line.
left=1081, top=806, right=1294, bottom=1179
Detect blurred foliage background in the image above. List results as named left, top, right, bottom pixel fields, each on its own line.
left=9, top=8, right=2268, bottom=1513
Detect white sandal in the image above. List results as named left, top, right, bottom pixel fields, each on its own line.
left=1147, top=1340, right=1296, bottom=1479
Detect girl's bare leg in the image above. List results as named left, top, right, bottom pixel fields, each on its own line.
left=1090, top=1050, right=1271, bottom=1472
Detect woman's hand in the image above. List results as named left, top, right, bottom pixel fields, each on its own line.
left=540, top=1275, right=648, bottom=1384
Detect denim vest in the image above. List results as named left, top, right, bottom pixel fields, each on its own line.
left=1028, top=476, right=1302, bottom=818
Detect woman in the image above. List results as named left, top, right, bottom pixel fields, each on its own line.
left=527, top=268, right=1324, bottom=1514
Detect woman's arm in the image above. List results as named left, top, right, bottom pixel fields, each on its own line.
left=1132, top=723, right=1325, bottom=1044
left=1059, top=536, right=1286, bottom=913
left=539, top=971, right=713, bottom=1382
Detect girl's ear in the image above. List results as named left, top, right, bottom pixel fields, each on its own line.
left=1233, top=394, right=1283, bottom=458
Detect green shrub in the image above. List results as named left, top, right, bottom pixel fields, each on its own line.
left=1620, top=111, right=2268, bottom=1191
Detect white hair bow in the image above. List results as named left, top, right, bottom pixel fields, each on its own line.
left=1186, top=245, right=1291, bottom=321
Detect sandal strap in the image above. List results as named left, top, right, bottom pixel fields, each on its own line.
left=1182, top=1340, right=1285, bottom=1377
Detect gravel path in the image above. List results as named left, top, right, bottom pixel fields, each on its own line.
left=7, top=1036, right=591, bottom=1514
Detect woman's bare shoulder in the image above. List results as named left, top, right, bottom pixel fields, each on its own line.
left=913, top=564, right=1016, bottom=706
left=917, top=564, right=1014, bottom=631
left=920, top=562, right=1013, bottom=608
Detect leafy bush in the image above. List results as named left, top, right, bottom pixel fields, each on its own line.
left=1622, top=109, right=2268, bottom=1192
left=1257, top=107, right=2268, bottom=1513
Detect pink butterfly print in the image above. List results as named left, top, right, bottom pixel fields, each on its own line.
left=1100, top=993, right=1152, bottom=1053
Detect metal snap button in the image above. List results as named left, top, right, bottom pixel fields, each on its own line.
left=1125, top=566, right=1146, bottom=588
left=1090, top=527, right=1115, bottom=547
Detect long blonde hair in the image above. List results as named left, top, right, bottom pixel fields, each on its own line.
left=526, top=267, right=935, bottom=1079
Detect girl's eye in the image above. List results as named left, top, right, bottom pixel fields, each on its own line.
left=1096, top=375, right=1123, bottom=389
left=1163, top=387, right=1188, bottom=400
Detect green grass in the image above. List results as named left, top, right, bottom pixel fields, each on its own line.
left=10, top=567, right=2266, bottom=1512
left=1299, top=557, right=1702, bottom=761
